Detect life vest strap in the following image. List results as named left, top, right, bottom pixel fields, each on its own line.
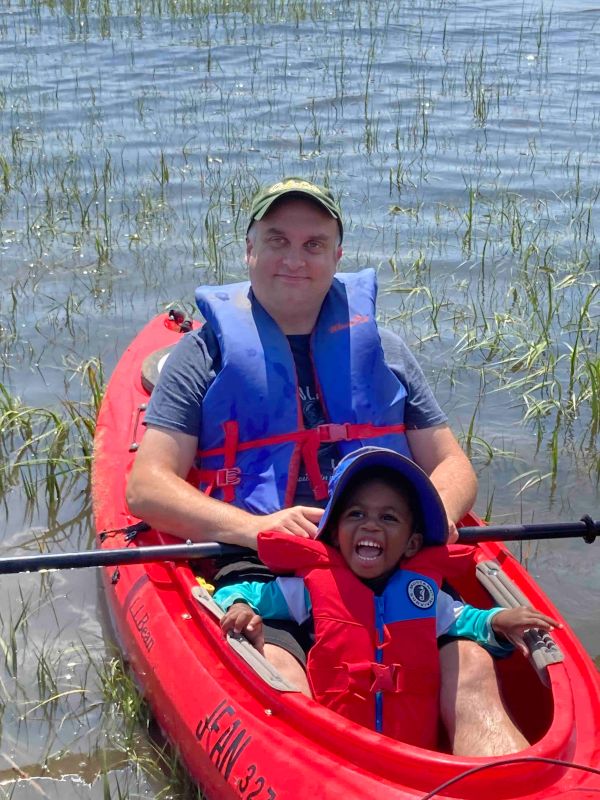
left=196, top=421, right=407, bottom=503
left=326, top=660, right=436, bottom=697
left=221, top=421, right=239, bottom=503
left=194, top=467, right=242, bottom=497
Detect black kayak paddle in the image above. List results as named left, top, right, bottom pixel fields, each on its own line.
left=0, top=517, right=595, bottom=575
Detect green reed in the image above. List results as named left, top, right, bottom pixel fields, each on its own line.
left=97, top=654, right=205, bottom=797
left=0, top=358, right=104, bottom=508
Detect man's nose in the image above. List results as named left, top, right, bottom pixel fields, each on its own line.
left=282, top=246, right=306, bottom=270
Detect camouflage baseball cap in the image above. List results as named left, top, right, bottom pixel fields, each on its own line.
left=248, top=177, right=343, bottom=240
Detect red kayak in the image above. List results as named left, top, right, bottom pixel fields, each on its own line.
left=92, top=312, right=600, bottom=800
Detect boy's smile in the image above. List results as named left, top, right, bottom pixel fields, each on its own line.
left=331, top=478, right=423, bottom=580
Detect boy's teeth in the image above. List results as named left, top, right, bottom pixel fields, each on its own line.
left=356, top=540, right=383, bottom=560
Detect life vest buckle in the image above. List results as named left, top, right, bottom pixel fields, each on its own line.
left=318, top=423, right=350, bottom=442
left=215, top=467, right=242, bottom=487
left=336, top=660, right=400, bottom=696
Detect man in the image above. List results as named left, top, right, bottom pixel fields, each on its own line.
left=127, top=177, right=527, bottom=755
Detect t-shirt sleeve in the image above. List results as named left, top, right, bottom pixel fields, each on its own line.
left=143, top=326, right=217, bottom=437
left=379, top=327, right=447, bottom=430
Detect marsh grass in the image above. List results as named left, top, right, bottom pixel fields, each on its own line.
left=0, top=359, right=104, bottom=509
left=96, top=655, right=204, bottom=798
left=383, top=173, right=599, bottom=506
left=0, top=587, right=195, bottom=799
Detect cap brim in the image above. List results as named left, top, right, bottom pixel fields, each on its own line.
left=317, top=449, right=448, bottom=545
left=253, top=190, right=339, bottom=221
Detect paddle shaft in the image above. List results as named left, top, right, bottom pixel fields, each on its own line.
left=0, top=542, right=249, bottom=575
left=0, top=517, right=595, bottom=575
left=457, top=518, right=598, bottom=545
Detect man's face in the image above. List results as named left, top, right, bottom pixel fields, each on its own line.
left=246, top=198, right=343, bottom=334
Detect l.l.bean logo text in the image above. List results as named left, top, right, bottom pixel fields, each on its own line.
left=129, top=597, right=155, bottom=652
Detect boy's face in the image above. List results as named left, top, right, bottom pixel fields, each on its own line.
left=330, top=478, right=423, bottom=580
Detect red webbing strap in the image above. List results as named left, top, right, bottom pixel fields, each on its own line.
left=325, top=660, right=435, bottom=696
left=221, top=420, right=239, bottom=503
left=322, top=660, right=373, bottom=697
left=193, top=423, right=242, bottom=499
left=193, top=468, right=241, bottom=495
left=301, top=433, right=329, bottom=501
left=187, top=467, right=215, bottom=496
left=195, top=421, right=407, bottom=502
left=197, top=422, right=406, bottom=459
left=324, top=661, right=397, bottom=698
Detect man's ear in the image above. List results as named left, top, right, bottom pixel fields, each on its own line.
left=336, top=244, right=343, bottom=263
left=245, top=236, right=253, bottom=263
left=405, top=532, right=424, bottom=558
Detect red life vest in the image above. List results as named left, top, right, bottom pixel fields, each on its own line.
left=258, top=531, right=465, bottom=748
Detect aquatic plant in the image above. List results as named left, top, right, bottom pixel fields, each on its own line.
left=0, top=358, right=104, bottom=509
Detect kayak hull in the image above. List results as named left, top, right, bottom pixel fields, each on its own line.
left=92, top=313, right=600, bottom=799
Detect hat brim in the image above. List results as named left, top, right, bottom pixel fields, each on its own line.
left=248, top=190, right=343, bottom=241
left=253, top=190, right=338, bottom=221
left=317, top=449, right=448, bottom=545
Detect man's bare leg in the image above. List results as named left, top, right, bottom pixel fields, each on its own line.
left=440, top=639, right=529, bottom=756
left=264, top=643, right=312, bottom=697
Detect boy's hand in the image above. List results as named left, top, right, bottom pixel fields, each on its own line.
left=491, top=607, right=563, bottom=656
left=220, top=602, right=265, bottom=655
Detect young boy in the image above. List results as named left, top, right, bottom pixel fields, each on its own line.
left=215, top=447, right=561, bottom=748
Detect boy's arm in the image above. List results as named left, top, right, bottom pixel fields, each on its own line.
left=213, top=578, right=308, bottom=620
left=438, top=594, right=562, bottom=657
left=214, top=580, right=292, bottom=656
left=489, top=607, right=562, bottom=656
left=437, top=592, right=513, bottom=657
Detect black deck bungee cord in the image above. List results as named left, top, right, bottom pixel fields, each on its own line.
left=419, top=756, right=600, bottom=800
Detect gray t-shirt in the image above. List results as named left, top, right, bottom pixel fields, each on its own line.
left=144, top=324, right=447, bottom=506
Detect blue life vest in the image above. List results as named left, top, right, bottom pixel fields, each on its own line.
left=194, top=269, right=410, bottom=513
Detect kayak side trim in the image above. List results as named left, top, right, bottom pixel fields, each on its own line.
left=476, top=559, right=564, bottom=687
left=191, top=585, right=301, bottom=693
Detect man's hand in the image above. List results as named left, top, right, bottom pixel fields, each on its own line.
left=257, top=506, right=323, bottom=539
left=491, top=607, right=563, bottom=656
left=127, top=426, right=325, bottom=547
left=221, top=602, right=265, bottom=654
left=447, top=518, right=459, bottom=544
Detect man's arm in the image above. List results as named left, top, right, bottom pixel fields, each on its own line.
left=406, top=423, right=478, bottom=542
left=125, top=425, right=323, bottom=548
left=379, top=328, right=477, bottom=534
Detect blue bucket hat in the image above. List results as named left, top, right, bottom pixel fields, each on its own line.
left=317, top=447, right=448, bottom=545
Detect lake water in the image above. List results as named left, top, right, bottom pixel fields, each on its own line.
left=0, top=0, right=598, bottom=796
